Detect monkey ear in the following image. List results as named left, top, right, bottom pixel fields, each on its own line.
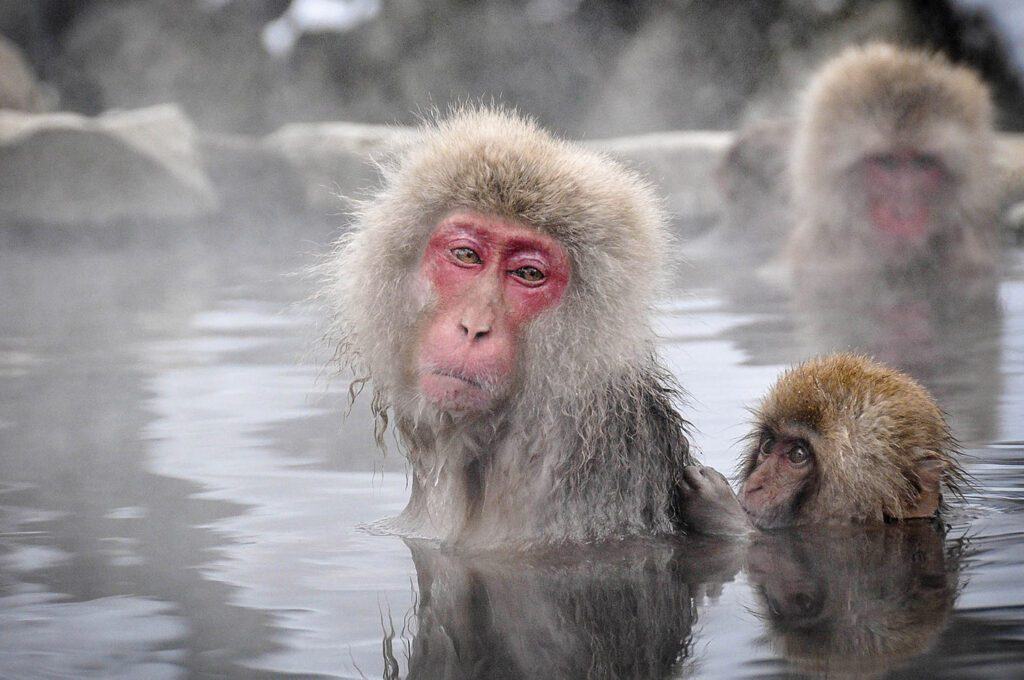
left=905, top=458, right=945, bottom=519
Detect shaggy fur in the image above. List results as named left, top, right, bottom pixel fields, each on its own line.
left=742, top=353, right=965, bottom=524
left=321, top=107, right=693, bottom=550
left=789, top=43, right=999, bottom=278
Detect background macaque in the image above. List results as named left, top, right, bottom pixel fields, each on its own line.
left=678, top=353, right=965, bottom=534
left=788, top=44, right=1000, bottom=280
left=322, top=108, right=693, bottom=550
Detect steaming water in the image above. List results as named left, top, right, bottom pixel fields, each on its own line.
left=1, top=221, right=1023, bottom=679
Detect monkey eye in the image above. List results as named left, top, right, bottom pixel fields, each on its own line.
left=510, top=266, right=545, bottom=284
left=758, top=436, right=774, bottom=459
left=787, top=444, right=812, bottom=466
left=911, top=154, right=941, bottom=170
left=451, top=247, right=482, bottom=265
left=870, top=154, right=900, bottom=170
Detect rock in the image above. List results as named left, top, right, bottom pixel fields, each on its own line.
left=262, top=121, right=405, bottom=210
left=198, top=133, right=307, bottom=223
left=263, top=120, right=732, bottom=227
left=0, top=34, right=51, bottom=112
left=0, top=104, right=218, bottom=226
left=590, top=131, right=733, bottom=232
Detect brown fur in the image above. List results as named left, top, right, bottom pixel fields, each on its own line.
left=743, top=353, right=965, bottom=524
left=789, top=43, right=999, bottom=278
left=321, top=107, right=693, bottom=550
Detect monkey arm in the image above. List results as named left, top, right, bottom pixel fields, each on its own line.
left=675, top=465, right=755, bottom=538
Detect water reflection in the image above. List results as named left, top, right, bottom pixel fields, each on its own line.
left=388, top=524, right=964, bottom=680
left=1, top=226, right=1023, bottom=678
left=705, top=262, right=1004, bottom=446
left=0, top=233, right=328, bottom=677
left=397, top=539, right=743, bottom=680
left=746, top=523, right=961, bottom=678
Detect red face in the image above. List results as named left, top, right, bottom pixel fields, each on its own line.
left=740, top=431, right=816, bottom=528
left=414, top=212, right=571, bottom=413
left=864, top=151, right=948, bottom=244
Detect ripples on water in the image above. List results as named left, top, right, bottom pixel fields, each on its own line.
left=0, top=222, right=1023, bottom=678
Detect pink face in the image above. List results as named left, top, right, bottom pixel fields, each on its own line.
left=414, top=212, right=571, bottom=413
left=740, top=432, right=816, bottom=528
left=864, top=151, right=948, bottom=244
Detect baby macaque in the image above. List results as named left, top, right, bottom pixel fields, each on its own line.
left=678, top=353, right=965, bottom=535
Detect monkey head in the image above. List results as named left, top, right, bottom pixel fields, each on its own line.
left=739, top=353, right=964, bottom=528
left=323, top=105, right=671, bottom=433
left=791, top=44, right=997, bottom=269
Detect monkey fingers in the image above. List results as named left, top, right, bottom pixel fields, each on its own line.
left=677, top=465, right=754, bottom=538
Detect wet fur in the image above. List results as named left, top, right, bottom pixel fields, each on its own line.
left=741, top=353, right=966, bottom=525
left=320, top=107, right=693, bottom=550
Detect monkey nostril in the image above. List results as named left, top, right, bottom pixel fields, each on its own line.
left=459, top=321, right=491, bottom=340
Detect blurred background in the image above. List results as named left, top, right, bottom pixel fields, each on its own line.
left=3, top=0, right=1023, bottom=237
left=3, top=0, right=1024, bottom=135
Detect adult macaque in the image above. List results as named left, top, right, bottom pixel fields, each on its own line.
left=788, top=44, right=1000, bottom=280
left=678, top=353, right=965, bottom=535
left=323, top=108, right=693, bottom=550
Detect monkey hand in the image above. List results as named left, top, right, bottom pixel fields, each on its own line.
left=676, top=465, right=754, bottom=538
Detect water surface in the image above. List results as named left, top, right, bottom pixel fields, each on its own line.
left=1, top=222, right=1023, bottom=678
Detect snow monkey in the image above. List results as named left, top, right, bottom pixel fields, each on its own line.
left=677, top=353, right=966, bottom=535
left=322, top=108, right=693, bottom=550
left=788, top=44, right=1000, bottom=280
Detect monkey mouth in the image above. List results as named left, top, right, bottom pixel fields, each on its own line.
left=419, top=368, right=495, bottom=412
left=429, top=368, right=483, bottom=389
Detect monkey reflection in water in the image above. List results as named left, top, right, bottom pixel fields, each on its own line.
left=747, top=524, right=960, bottom=677
left=383, top=524, right=959, bottom=679
left=392, top=541, right=715, bottom=680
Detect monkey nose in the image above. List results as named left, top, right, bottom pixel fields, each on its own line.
left=459, top=319, right=492, bottom=341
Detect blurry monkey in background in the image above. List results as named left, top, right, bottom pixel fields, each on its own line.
left=677, top=353, right=965, bottom=536
left=711, top=44, right=1015, bottom=278
left=788, top=43, right=999, bottom=282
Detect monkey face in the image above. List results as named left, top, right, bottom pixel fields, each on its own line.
left=740, top=428, right=818, bottom=529
left=862, top=150, right=950, bottom=246
left=413, top=211, right=571, bottom=413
